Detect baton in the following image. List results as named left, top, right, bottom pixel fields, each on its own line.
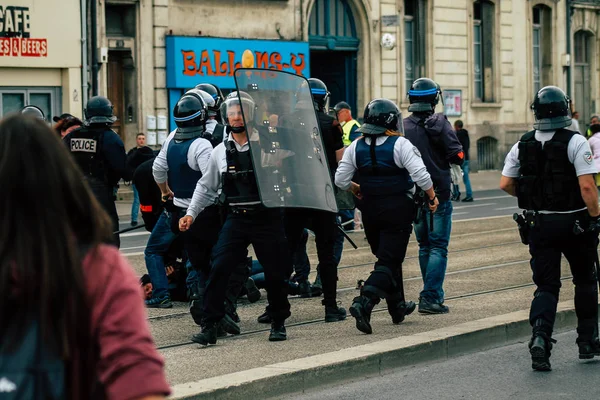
left=337, top=224, right=358, bottom=249
left=113, top=223, right=146, bottom=235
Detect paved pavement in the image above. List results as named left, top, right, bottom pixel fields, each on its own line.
left=289, top=330, right=600, bottom=400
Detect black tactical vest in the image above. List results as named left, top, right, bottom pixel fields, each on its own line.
left=222, top=141, right=260, bottom=206
left=68, top=126, right=108, bottom=184
left=516, top=129, right=585, bottom=211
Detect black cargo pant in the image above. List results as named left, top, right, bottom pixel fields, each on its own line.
left=89, top=181, right=120, bottom=248
left=285, top=209, right=338, bottom=306
left=527, top=211, right=599, bottom=339
left=204, top=208, right=292, bottom=324
left=360, top=195, right=415, bottom=302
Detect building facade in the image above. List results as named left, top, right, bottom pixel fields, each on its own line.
left=93, top=0, right=600, bottom=168
left=0, top=0, right=83, bottom=122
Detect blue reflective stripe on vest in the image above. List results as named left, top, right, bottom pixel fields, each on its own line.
left=166, top=138, right=204, bottom=199
left=355, top=136, right=414, bottom=196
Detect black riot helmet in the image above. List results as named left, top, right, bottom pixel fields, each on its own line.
left=84, top=96, right=117, bottom=125
left=356, top=99, right=404, bottom=136
left=20, top=105, right=46, bottom=121
left=173, top=93, right=208, bottom=140
left=307, top=78, right=330, bottom=112
left=195, top=83, right=224, bottom=119
left=407, top=78, right=442, bottom=113
left=186, top=88, right=216, bottom=112
left=531, top=86, right=572, bottom=130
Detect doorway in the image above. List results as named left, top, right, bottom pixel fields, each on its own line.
left=107, top=51, right=124, bottom=138
left=308, top=0, right=360, bottom=116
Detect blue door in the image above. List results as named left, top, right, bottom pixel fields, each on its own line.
left=309, top=0, right=360, bottom=117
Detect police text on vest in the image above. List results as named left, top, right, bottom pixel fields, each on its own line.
left=71, top=138, right=97, bottom=153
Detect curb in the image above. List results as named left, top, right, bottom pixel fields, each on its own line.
left=169, top=301, right=591, bottom=399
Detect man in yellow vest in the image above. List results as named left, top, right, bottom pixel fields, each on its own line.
left=334, top=102, right=361, bottom=146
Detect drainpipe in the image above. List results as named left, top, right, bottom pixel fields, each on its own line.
left=91, top=0, right=99, bottom=96
left=566, top=0, right=572, bottom=98
left=80, top=0, right=89, bottom=111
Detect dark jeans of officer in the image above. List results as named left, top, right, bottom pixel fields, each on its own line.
left=528, top=212, right=599, bottom=339
left=360, top=195, right=415, bottom=300
left=286, top=209, right=338, bottom=306
left=204, top=208, right=292, bottom=324
left=89, top=180, right=120, bottom=248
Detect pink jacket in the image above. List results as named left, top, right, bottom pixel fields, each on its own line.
left=84, top=245, right=170, bottom=400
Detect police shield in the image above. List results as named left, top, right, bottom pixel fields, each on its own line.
left=233, top=68, right=338, bottom=213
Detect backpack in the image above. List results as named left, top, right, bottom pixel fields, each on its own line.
left=0, top=320, right=65, bottom=400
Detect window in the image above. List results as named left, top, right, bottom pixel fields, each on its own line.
left=532, top=5, right=552, bottom=94
left=0, top=88, right=60, bottom=121
left=404, top=0, right=427, bottom=92
left=473, top=1, right=495, bottom=102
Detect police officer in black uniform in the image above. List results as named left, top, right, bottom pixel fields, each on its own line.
left=20, top=105, right=46, bottom=121
left=336, top=99, right=438, bottom=334
left=500, top=86, right=600, bottom=371
left=180, top=91, right=293, bottom=345
left=278, top=78, right=347, bottom=321
left=63, top=96, right=130, bottom=247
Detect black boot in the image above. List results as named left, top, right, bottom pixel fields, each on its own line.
left=324, top=303, right=347, bottom=322
left=257, top=309, right=272, bottom=324
left=191, top=322, right=218, bottom=346
left=220, top=313, right=241, bottom=335
left=269, top=321, right=287, bottom=341
left=529, top=332, right=556, bottom=371
left=386, top=296, right=416, bottom=324
left=576, top=321, right=600, bottom=359
left=189, top=288, right=205, bottom=326
left=349, top=295, right=377, bottom=334
left=244, top=277, right=261, bottom=303
left=298, top=279, right=312, bottom=298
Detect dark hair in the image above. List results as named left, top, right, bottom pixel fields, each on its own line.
left=454, top=120, right=464, bottom=129
left=0, top=114, right=112, bottom=398
left=590, top=124, right=600, bottom=134
left=136, top=132, right=146, bottom=138
left=54, top=116, right=83, bottom=136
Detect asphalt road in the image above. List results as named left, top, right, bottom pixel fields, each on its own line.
left=290, top=329, right=600, bottom=400
left=117, top=189, right=519, bottom=257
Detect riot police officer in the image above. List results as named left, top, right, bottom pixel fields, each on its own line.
left=500, top=86, right=600, bottom=371
left=152, top=93, right=224, bottom=319
left=335, top=99, right=438, bottom=334
left=20, top=105, right=46, bottom=121
left=403, top=78, right=464, bottom=314
left=63, top=96, right=130, bottom=247
left=195, top=83, right=226, bottom=145
left=180, top=90, right=293, bottom=344
left=277, top=78, right=346, bottom=321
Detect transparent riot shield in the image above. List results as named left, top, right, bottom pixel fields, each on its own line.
left=233, top=68, right=338, bottom=212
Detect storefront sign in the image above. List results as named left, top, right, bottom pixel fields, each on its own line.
left=443, top=89, right=462, bottom=117
left=166, top=36, right=310, bottom=89
left=0, top=5, right=47, bottom=57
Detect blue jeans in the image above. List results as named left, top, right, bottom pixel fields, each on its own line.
left=144, top=211, right=178, bottom=299
left=461, top=160, right=473, bottom=198
left=131, top=184, right=140, bottom=223
left=414, top=200, right=453, bottom=304
left=338, top=209, right=355, bottom=230
left=333, top=217, right=345, bottom=267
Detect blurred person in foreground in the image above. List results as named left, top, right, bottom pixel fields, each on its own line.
left=0, top=114, right=170, bottom=400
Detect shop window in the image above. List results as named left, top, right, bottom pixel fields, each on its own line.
left=532, top=5, right=552, bottom=94
left=0, top=88, right=60, bottom=121
left=404, top=0, right=427, bottom=92
left=473, top=0, right=495, bottom=102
